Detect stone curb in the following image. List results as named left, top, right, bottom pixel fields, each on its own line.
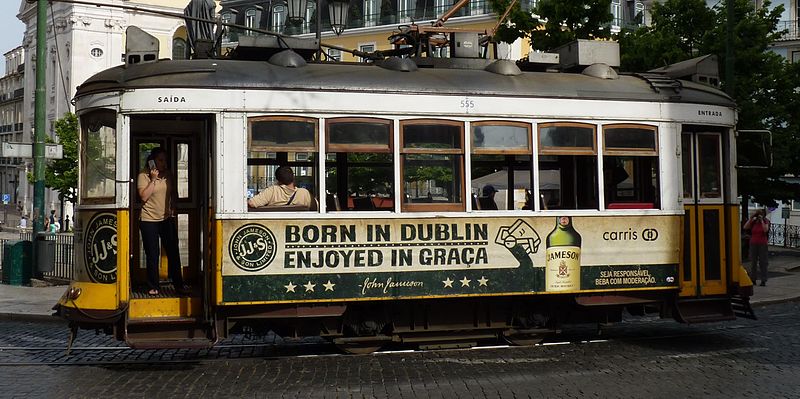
left=750, top=295, right=800, bottom=307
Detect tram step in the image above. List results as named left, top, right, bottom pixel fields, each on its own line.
left=730, top=295, right=757, bottom=320
left=125, top=337, right=215, bottom=350
left=674, top=298, right=736, bottom=324
left=126, top=317, right=215, bottom=349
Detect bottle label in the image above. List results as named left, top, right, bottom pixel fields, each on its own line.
left=545, top=246, right=580, bottom=292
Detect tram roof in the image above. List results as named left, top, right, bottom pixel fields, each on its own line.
left=75, top=59, right=735, bottom=107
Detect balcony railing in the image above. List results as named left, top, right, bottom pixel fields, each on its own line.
left=775, top=20, right=800, bottom=41
left=224, top=0, right=495, bottom=41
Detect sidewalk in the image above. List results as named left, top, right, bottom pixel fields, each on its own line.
left=0, top=246, right=799, bottom=323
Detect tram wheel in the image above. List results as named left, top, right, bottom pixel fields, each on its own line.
left=333, top=335, right=391, bottom=355
left=335, top=342, right=384, bottom=355
left=502, top=329, right=550, bottom=347
left=503, top=335, right=544, bottom=347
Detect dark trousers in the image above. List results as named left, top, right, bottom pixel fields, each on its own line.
left=140, top=218, right=184, bottom=290
left=749, top=243, right=769, bottom=283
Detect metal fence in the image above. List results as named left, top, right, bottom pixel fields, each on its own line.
left=769, top=224, right=800, bottom=249
left=0, top=233, right=74, bottom=283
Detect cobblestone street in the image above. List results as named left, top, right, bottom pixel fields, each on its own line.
left=1, top=301, right=799, bottom=398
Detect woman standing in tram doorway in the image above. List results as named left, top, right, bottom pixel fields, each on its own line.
left=137, top=147, right=189, bottom=296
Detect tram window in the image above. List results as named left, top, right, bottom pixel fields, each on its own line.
left=247, top=117, right=318, bottom=210
left=325, top=118, right=393, bottom=212
left=176, top=143, right=190, bottom=199
left=681, top=134, right=694, bottom=199
left=603, top=157, right=659, bottom=208
left=602, top=125, right=659, bottom=209
left=80, top=109, right=117, bottom=203
left=538, top=123, right=597, bottom=210
left=250, top=118, right=316, bottom=150
left=697, top=134, right=722, bottom=199
left=401, top=120, right=464, bottom=212
left=471, top=122, right=532, bottom=211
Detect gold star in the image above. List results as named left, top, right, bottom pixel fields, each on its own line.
left=460, top=277, right=471, bottom=287
left=442, top=277, right=454, bottom=288
left=304, top=281, right=316, bottom=292
left=284, top=282, right=297, bottom=292
left=323, top=280, right=336, bottom=291
left=477, top=276, right=489, bottom=286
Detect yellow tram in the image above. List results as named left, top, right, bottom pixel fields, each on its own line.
left=56, top=33, right=755, bottom=352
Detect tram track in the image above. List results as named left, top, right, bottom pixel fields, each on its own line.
left=0, top=317, right=794, bottom=367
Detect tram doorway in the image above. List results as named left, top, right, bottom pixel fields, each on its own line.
left=680, top=127, right=729, bottom=297
left=128, top=114, right=212, bottom=320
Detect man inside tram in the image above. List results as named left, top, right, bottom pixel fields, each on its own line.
left=248, top=166, right=313, bottom=209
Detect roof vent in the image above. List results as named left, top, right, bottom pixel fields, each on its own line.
left=377, top=57, right=418, bottom=72
left=553, top=39, right=619, bottom=71
left=485, top=59, right=522, bottom=76
left=268, top=49, right=307, bottom=68
left=582, top=63, right=618, bottom=79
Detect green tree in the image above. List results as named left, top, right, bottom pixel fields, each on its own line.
left=619, top=0, right=800, bottom=207
left=618, top=0, right=715, bottom=71
left=45, top=113, right=79, bottom=204
left=489, top=0, right=613, bottom=50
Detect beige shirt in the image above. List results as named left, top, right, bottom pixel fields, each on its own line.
left=249, top=184, right=312, bottom=208
left=137, top=171, right=173, bottom=221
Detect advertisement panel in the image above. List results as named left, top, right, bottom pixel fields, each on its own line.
left=221, top=215, right=680, bottom=303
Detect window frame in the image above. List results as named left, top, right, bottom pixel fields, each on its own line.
left=537, top=122, right=597, bottom=156
left=400, top=119, right=465, bottom=212
left=602, top=123, right=658, bottom=156
left=325, top=117, right=393, bottom=153
left=248, top=115, right=319, bottom=153
left=79, top=109, right=117, bottom=204
left=471, top=120, right=532, bottom=155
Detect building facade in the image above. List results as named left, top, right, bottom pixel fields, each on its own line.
left=218, top=0, right=647, bottom=62
left=0, top=47, right=25, bottom=215
left=14, top=0, right=196, bottom=219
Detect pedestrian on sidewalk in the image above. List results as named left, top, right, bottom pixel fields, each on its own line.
left=744, top=209, right=770, bottom=286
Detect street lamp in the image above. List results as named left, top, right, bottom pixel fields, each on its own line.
left=285, top=0, right=350, bottom=59
left=328, top=0, right=351, bottom=36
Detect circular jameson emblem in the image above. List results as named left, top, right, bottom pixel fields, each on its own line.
left=84, top=213, right=118, bottom=283
left=229, top=223, right=277, bottom=272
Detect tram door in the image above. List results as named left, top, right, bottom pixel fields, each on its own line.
left=681, top=129, right=728, bottom=296
left=129, top=115, right=210, bottom=318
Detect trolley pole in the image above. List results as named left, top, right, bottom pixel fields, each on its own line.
left=33, top=0, right=47, bottom=234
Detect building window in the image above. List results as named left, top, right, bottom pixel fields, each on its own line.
left=398, top=0, right=414, bottom=22
left=792, top=50, right=800, bottom=63
left=272, top=5, right=286, bottom=32
left=304, top=2, right=315, bottom=32
left=610, top=0, right=621, bottom=30
left=364, top=0, right=378, bottom=27
left=221, top=12, right=233, bottom=42
left=245, top=8, right=258, bottom=35
left=327, top=48, right=341, bottom=61
left=90, top=47, right=103, bottom=58
left=359, top=43, right=375, bottom=62
left=172, top=38, right=187, bottom=60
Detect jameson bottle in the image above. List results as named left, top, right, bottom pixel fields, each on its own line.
left=545, top=216, right=582, bottom=292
